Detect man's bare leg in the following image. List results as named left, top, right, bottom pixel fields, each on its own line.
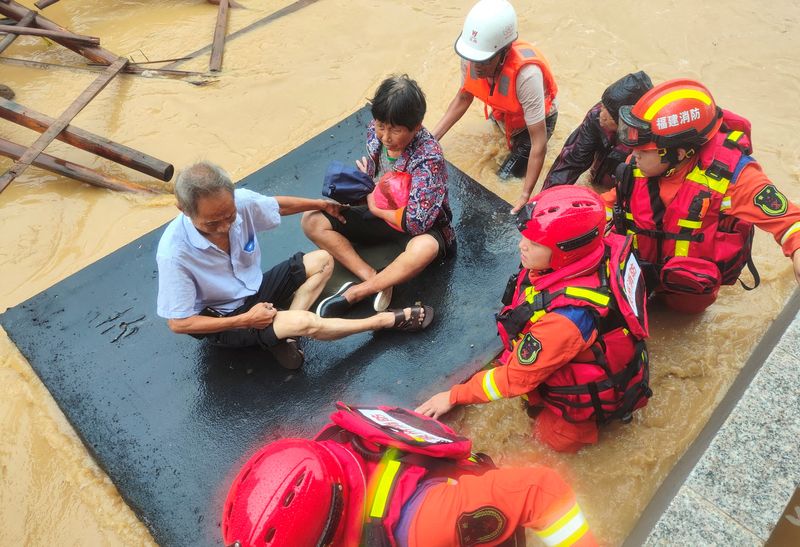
left=343, top=234, right=439, bottom=304
left=272, top=307, right=426, bottom=341
left=289, top=250, right=334, bottom=311
left=301, top=211, right=376, bottom=282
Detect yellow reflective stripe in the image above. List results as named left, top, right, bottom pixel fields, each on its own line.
left=481, top=368, right=503, bottom=401
left=643, top=89, right=713, bottom=120
left=685, top=166, right=730, bottom=195
left=605, top=207, right=613, bottom=221
left=625, top=212, right=634, bottom=220
left=727, top=130, right=743, bottom=143
left=780, top=221, right=800, bottom=245
left=369, top=457, right=401, bottom=518
left=674, top=240, right=690, bottom=256
left=564, top=287, right=610, bottom=307
left=535, top=503, right=590, bottom=547
left=721, top=196, right=731, bottom=211
left=632, top=167, right=645, bottom=178
left=677, top=219, right=702, bottom=229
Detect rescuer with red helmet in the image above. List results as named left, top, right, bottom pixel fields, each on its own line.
left=221, top=403, right=599, bottom=547
left=608, top=78, right=800, bottom=313
left=417, top=186, right=651, bottom=453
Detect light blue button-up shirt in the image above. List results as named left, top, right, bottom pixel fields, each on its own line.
left=156, top=188, right=281, bottom=319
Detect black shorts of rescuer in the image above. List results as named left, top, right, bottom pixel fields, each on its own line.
left=498, top=110, right=559, bottom=179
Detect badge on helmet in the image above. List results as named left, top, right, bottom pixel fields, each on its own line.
left=617, top=78, right=724, bottom=152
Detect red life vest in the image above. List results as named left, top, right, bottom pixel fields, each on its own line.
left=612, top=110, right=759, bottom=294
left=495, top=234, right=651, bottom=424
left=314, top=403, right=524, bottom=547
left=462, top=40, right=558, bottom=148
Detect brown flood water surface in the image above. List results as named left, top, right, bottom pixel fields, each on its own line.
left=1, top=1, right=799, bottom=545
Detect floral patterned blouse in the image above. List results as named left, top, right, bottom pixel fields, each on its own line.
left=364, top=120, right=455, bottom=250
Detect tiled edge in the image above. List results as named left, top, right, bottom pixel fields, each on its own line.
left=625, top=289, right=800, bottom=547
left=644, top=487, right=762, bottom=547
left=682, top=345, right=800, bottom=539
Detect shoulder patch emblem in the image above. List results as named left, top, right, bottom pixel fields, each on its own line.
left=456, top=505, right=507, bottom=546
left=754, top=185, right=788, bottom=217
left=516, top=332, right=542, bottom=365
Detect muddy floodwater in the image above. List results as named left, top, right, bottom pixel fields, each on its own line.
left=1, top=1, right=799, bottom=545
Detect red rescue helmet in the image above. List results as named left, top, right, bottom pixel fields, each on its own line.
left=516, top=186, right=606, bottom=269
left=222, top=438, right=356, bottom=547
left=617, top=78, right=723, bottom=152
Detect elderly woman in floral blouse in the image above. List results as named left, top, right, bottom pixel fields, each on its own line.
left=302, top=74, right=454, bottom=318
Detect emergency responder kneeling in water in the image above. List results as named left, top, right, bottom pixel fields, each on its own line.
left=222, top=403, right=598, bottom=547
left=417, top=186, right=652, bottom=453
left=608, top=78, right=800, bottom=314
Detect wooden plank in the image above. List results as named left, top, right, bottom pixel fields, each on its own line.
left=0, top=56, right=127, bottom=193
left=0, top=97, right=174, bottom=181
left=34, top=0, right=61, bottom=9
left=0, top=8, right=34, bottom=54
left=164, top=0, right=320, bottom=69
left=0, top=23, right=100, bottom=45
left=0, top=55, right=210, bottom=79
left=0, top=136, right=160, bottom=193
left=0, top=0, right=118, bottom=65
left=208, top=0, right=228, bottom=72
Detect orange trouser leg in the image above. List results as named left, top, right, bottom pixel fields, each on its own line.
left=408, top=467, right=597, bottom=547
left=534, top=409, right=599, bottom=453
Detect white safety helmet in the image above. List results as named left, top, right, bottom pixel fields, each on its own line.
left=454, top=0, right=518, bottom=62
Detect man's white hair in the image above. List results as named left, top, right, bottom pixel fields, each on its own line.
left=174, top=161, right=234, bottom=216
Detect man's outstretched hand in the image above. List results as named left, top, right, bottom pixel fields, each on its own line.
left=319, top=200, right=348, bottom=223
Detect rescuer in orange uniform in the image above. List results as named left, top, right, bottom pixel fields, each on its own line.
left=610, top=78, right=800, bottom=313
left=222, top=403, right=598, bottom=547
left=416, top=186, right=651, bottom=453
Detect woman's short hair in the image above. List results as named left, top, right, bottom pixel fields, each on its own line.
left=370, top=74, right=427, bottom=130
left=174, top=161, right=234, bottom=217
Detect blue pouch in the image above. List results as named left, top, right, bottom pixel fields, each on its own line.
left=322, top=161, right=375, bottom=204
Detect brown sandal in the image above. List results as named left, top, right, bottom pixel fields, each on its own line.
left=267, top=338, right=305, bottom=370
left=389, top=304, right=434, bottom=332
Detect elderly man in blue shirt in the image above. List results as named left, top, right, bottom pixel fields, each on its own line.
left=156, top=161, right=433, bottom=369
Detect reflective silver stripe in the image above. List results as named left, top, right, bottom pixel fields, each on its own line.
left=481, top=369, right=503, bottom=401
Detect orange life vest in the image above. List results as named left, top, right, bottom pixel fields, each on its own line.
left=462, top=40, right=558, bottom=148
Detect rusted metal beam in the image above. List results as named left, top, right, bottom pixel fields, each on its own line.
left=0, top=0, right=119, bottom=65
left=209, top=0, right=228, bottom=72
left=0, top=8, right=34, bottom=54
left=0, top=23, right=100, bottom=46
left=0, top=97, right=174, bottom=181
left=0, top=57, right=127, bottom=193
left=0, top=136, right=159, bottom=193
left=34, top=0, right=61, bottom=9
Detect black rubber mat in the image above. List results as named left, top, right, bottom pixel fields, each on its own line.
left=0, top=107, right=520, bottom=546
